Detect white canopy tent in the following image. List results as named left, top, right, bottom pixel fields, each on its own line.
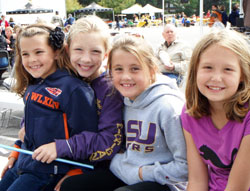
left=5, top=1, right=54, bottom=25
left=121, top=4, right=143, bottom=14
left=141, top=4, right=163, bottom=14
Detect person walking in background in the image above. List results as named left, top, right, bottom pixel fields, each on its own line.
left=0, top=24, right=98, bottom=191
left=220, top=5, right=228, bottom=27
left=156, top=24, right=192, bottom=87
left=115, top=15, right=120, bottom=31
left=108, top=35, right=188, bottom=191
left=0, top=15, right=9, bottom=36
left=51, top=11, right=64, bottom=28
left=133, top=14, right=138, bottom=25
left=212, top=14, right=225, bottom=29
left=64, top=14, right=75, bottom=27
left=182, top=29, right=250, bottom=190
left=208, top=4, right=222, bottom=27
left=206, top=10, right=211, bottom=18
left=229, top=4, right=240, bottom=27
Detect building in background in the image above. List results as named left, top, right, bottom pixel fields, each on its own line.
left=0, top=0, right=66, bottom=25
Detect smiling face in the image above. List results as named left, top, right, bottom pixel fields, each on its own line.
left=69, top=32, right=106, bottom=81
left=197, top=44, right=242, bottom=108
left=111, top=49, right=152, bottom=101
left=20, top=35, right=57, bottom=79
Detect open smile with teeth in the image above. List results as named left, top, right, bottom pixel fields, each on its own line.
left=78, top=64, right=92, bottom=71
left=30, top=65, right=42, bottom=69
left=121, top=83, right=135, bottom=87
left=207, top=86, right=224, bottom=90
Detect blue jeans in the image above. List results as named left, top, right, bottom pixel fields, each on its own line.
left=0, top=162, right=63, bottom=191
left=163, top=73, right=183, bottom=87
left=0, top=162, right=19, bottom=191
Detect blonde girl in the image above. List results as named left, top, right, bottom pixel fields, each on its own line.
left=46, top=16, right=124, bottom=191
left=181, top=29, right=250, bottom=191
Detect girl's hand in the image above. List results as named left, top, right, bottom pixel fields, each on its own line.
left=32, top=142, right=57, bottom=163
left=1, top=157, right=16, bottom=178
left=54, top=174, right=69, bottom=191
left=139, top=167, right=143, bottom=180
left=18, top=127, right=25, bottom=142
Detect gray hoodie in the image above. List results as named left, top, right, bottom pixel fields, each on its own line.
left=110, top=75, right=188, bottom=191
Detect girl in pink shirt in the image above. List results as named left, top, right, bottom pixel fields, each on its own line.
left=181, top=29, right=250, bottom=191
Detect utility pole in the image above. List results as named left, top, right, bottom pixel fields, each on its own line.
left=162, top=0, right=165, bottom=27
left=199, top=0, right=203, bottom=34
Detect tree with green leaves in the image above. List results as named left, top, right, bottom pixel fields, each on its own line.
left=77, top=0, right=99, bottom=6
left=136, top=0, right=159, bottom=7
left=66, top=0, right=82, bottom=13
left=99, top=0, right=136, bottom=14
left=168, top=0, right=199, bottom=16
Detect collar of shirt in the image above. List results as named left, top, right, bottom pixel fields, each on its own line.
left=164, top=40, right=178, bottom=48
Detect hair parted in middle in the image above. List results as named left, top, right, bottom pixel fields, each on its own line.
left=185, top=29, right=250, bottom=122
left=13, top=23, right=75, bottom=97
left=107, top=34, right=159, bottom=84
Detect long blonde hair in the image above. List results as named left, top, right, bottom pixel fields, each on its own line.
left=13, top=24, right=75, bottom=97
left=66, top=15, right=110, bottom=52
left=185, top=29, right=250, bottom=122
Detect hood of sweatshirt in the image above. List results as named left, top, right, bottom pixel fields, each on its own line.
left=124, top=74, right=184, bottom=109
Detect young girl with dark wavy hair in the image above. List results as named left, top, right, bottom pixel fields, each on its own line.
left=0, top=23, right=98, bottom=191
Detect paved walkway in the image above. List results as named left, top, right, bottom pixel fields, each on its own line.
left=0, top=71, right=22, bottom=177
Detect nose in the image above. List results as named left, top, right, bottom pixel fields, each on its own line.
left=80, top=52, right=91, bottom=63
left=210, top=71, right=223, bottom=82
left=29, top=54, right=37, bottom=63
left=121, top=70, right=132, bottom=80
